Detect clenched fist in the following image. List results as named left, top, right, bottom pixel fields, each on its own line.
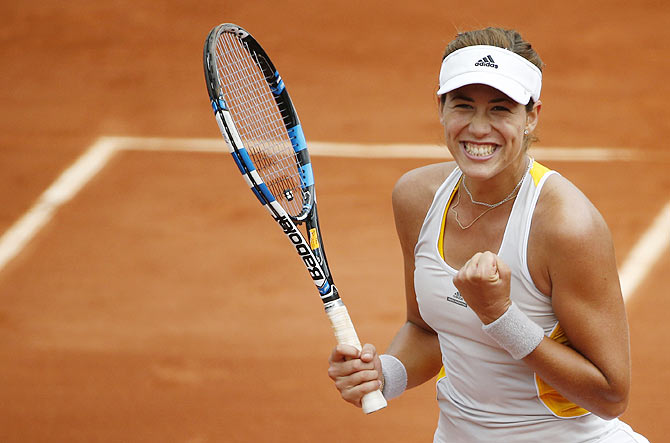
left=453, top=251, right=512, bottom=325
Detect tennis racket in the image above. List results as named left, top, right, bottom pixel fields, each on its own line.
left=203, top=23, right=387, bottom=414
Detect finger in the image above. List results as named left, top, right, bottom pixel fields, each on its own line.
left=329, top=344, right=361, bottom=363
left=481, top=251, right=499, bottom=282
left=360, top=343, right=377, bottom=362
left=464, top=252, right=480, bottom=272
left=483, top=268, right=499, bottom=283
left=489, top=267, right=500, bottom=282
left=328, top=356, right=376, bottom=380
left=340, top=376, right=383, bottom=407
left=334, top=368, right=379, bottom=390
left=456, top=255, right=477, bottom=281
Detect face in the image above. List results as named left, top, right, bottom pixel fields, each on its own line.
left=439, top=83, right=540, bottom=183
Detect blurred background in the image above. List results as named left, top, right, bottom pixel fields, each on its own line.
left=1, top=1, right=669, bottom=441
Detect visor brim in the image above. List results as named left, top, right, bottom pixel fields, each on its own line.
left=436, top=72, right=532, bottom=105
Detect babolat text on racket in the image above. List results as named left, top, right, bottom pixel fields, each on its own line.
left=203, top=23, right=387, bottom=414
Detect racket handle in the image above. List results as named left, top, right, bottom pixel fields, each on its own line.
left=326, top=303, right=388, bottom=414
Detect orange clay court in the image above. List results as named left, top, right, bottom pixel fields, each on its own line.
left=1, top=1, right=669, bottom=442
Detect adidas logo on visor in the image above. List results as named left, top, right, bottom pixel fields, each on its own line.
left=475, top=55, right=498, bottom=69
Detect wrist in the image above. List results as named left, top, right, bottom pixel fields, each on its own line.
left=479, top=300, right=513, bottom=325
left=481, top=301, right=545, bottom=360
left=379, top=354, right=407, bottom=400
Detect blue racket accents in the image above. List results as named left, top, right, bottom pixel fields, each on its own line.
left=250, top=186, right=265, bottom=204
left=230, top=148, right=247, bottom=174
left=228, top=143, right=277, bottom=205
left=270, top=71, right=285, bottom=95
left=287, top=124, right=307, bottom=152
left=205, top=24, right=342, bottom=316
left=288, top=124, right=314, bottom=188
left=299, top=164, right=314, bottom=187
left=318, top=279, right=332, bottom=296
left=230, top=146, right=256, bottom=175
left=211, top=97, right=229, bottom=112
left=235, top=145, right=254, bottom=169
left=255, top=182, right=275, bottom=203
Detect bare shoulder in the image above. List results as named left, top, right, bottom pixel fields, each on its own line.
left=392, top=162, right=457, bottom=215
left=530, top=172, right=618, bottom=298
left=534, top=173, right=611, bottom=245
left=392, top=161, right=457, bottom=252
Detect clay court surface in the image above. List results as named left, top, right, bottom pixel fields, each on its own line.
left=1, top=1, right=669, bottom=442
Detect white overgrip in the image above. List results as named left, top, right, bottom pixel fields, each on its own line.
left=326, top=303, right=387, bottom=414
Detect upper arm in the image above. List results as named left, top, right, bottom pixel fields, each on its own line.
left=391, top=162, right=456, bottom=331
left=532, top=177, right=630, bottom=396
left=387, top=163, right=455, bottom=384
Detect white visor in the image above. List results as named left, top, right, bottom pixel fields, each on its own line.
left=437, top=45, right=542, bottom=104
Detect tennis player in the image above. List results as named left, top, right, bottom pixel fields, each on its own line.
left=328, top=28, right=649, bottom=442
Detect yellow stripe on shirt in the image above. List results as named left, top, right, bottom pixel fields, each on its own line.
left=534, top=323, right=591, bottom=418
left=437, top=178, right=461, bottom=260
left=530, top=160, right=551, bottom=186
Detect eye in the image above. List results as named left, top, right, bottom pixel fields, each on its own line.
left=452, top=103, right=473, bottom=109
left=491, top=105, right=511, bottom=112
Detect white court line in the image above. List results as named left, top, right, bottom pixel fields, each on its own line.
left=0, top=138, right=118, bottom=272
left=309, top=142, right=641, bottom=161
left=619, top=201, right=670, bottom=302
left=0, top=136, right=667, bottom=306
left=105, top=135, right=642, bottom=161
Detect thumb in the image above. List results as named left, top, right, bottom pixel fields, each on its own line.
left=360, top=343, right=377, bottom=362
left=481, top=251, right=500, bottom=282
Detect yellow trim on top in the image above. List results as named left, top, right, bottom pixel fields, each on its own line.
left=534, top=323, right=591, bottom=418
left=529, top=160, right=552, bottom=186
left=439, top=160, right=552, bottom=260
left=438, top=179, right=461, bottom=260
left=435, top=180, right=460, bottom=386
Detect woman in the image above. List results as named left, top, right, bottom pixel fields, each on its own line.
left=328, top=28, right=649, bottom=442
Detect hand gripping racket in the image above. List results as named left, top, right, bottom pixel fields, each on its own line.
left=203, top=23, right=387, bottom=414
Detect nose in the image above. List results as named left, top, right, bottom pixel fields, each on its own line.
left=468, top=111, right=492, bottom=137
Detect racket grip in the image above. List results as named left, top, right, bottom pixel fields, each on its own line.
left=326, top=303, right=388, bottom=414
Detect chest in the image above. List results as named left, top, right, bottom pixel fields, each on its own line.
left=441, top=193, right=516, bottom=270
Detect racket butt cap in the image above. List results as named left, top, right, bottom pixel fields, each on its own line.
left=362, top=389, right=387, bottom=414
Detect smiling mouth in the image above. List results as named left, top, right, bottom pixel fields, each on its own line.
left=462, top=142, right=498, bottom=157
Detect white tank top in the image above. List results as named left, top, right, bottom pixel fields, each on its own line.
left=414, top=160, right=620, bottom=442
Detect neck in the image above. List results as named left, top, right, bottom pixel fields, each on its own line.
left=463, top=155, right=531, bottom=206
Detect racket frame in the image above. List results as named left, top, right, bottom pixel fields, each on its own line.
left=203, top=23, right=387, bottom=414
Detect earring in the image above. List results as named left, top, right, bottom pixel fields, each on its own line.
left=524, top=128, right=529, bottom=135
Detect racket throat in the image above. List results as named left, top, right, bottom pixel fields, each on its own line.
left=321, top=286, right=341, bottom=309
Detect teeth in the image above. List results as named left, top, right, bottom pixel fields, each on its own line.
left=464, top=142, right=496, bottom=157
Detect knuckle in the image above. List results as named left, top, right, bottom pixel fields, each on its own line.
left=334, top=379, right=347, bottom=391
left=354, top=369, right=375, bottom=384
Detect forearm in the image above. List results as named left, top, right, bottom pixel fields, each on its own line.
left=523, top=338, right=630, bottom=419
left=385, top=320, right=443, bottom=390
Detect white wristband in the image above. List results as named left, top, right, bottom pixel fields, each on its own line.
left=379, top=354, right=407, bottom=400
left=482, top=302, right=545, bottom=360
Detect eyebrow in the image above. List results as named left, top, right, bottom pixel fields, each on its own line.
left=490, top=97, right=514, bottom=104
left=449, top=94, right=514, bottom=104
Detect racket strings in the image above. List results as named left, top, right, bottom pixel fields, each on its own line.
left=218, top=41, right=287, bottom=155
left=215, top=33, right=305, bottom=216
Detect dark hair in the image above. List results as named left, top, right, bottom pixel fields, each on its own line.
left=442, top=27, right=543, bottom=71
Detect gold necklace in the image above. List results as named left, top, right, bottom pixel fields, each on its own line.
left=451, top=158, right=532, bottom=230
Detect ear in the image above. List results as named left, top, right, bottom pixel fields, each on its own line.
left=526, top=100, right=542, bottom=133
